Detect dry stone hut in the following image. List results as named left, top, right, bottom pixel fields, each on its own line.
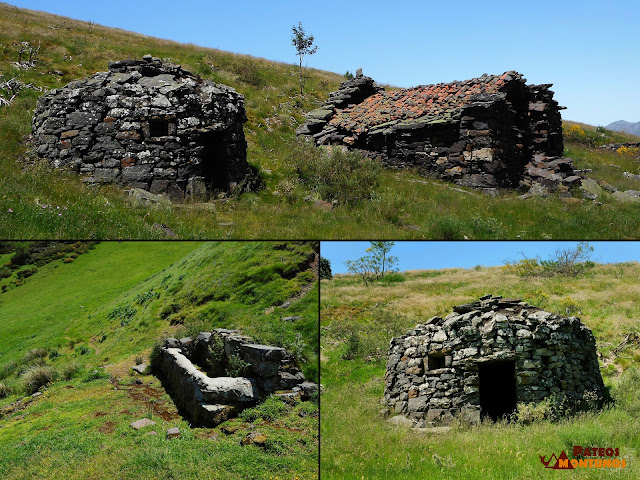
left=31, top=56, right=249, bottom=199
left=156, top=329, right=318, bottom=427
left=384, top=295, right=606, bottom=426
left=298, top=71, right=580, bottom=194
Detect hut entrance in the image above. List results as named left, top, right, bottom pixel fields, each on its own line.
left=200, top=132, right=229, bottom=191
left=478, top=360, right=516, bottom=421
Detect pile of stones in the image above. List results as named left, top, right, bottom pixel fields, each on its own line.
left=158, top=328, right=317, bottom=427
left=31, top=55, right=248, bottom=200
left=384, top=295, right=606, bottom=427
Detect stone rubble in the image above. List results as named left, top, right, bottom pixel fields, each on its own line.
left=298, top=71, right=580, bottom=195
left=31, top=55, right=249, bottom=200
left=384, top=295, right=606, bottom=427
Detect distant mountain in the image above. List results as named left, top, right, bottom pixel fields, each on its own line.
left=606, top=120, right=640, bottom=136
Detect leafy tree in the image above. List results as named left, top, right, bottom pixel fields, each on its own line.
left=291, top=22, right=318, bottom=95
left=319, top=256, right=332, bottom=279
left=346, top=241, right=398, bottom=286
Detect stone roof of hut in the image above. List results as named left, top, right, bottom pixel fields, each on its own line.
left=329, top=71, right=523, bottom=135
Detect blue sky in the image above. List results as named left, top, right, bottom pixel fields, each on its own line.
left=6, top=0, right=639, bottom=126
left=321, top=242, right=640, bottom=274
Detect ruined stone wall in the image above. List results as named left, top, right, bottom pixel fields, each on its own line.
left=298, top=71, right=580, bottom=194
left=159, top=329, right=317, bottom=427
left=31, top=56, right=248, bottom=199
left=384, top=295, right=606, bottom=427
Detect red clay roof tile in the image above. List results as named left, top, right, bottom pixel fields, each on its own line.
left=329, top=72, right=521, bottom=134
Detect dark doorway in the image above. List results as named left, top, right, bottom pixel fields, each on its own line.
left=478, top=360, right=516, bottom=421
left=200, top=132, right=229, bottom=191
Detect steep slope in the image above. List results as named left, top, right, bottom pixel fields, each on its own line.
left=606, top=120, right=640, bottom=136
left=2, top=4, right=640, bottom=238
left=0, top=241, right=319, bottom=480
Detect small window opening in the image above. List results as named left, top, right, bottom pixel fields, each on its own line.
left=149, top=119, right=169, bottom=137
left=428, top=353, right=445, bottom=370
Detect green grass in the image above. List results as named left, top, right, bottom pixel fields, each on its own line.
left=320, top=264, right=640, bottom=479
left=0, top=241, right=319, bottom=480
left=2, top=4, right=640, bottom=238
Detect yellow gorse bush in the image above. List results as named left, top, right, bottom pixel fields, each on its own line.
left=616, top=145, right=640, bottom=157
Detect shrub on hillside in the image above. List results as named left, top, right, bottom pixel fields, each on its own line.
left=16, top=265, right=37, bottom=279
left=84, top=369, right=109, bottom=382
left=22, top=365, right=57, bottom=394
left=23, top=347, right=48, bottom=363
left=239, top=396, right=290, bottom=422
left=74, top=345, right=90, bottom=356
left=289, top=140, right=381, bottom=205
left=0, top=381, right=10, bottom=398
left=107, top=304, right=136, bottom=326
left=9, top=243, right=32, bottom=267
left=0, top=360, right=18, bottom=380
left=504, top=242, right=594, bottom=277
left=225, top=354, right=249, bottom=377
left=62, top=363, right=80, bottom=380
left=149, top=340, right=164, bottom=372
left=563, top=124, right=613, bottom=147
left=511, top=394, right=569, bottom=424
left=319, top=257, right=332, bottom=280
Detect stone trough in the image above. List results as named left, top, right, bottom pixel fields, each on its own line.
left=157, top=329, right=317, bottom=427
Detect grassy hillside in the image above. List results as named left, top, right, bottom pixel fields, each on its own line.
left=321, top=263, right=640, bottom=479
left=2, top=4, right=640, bottom=239
left=0, top=241, right=319, bottom=480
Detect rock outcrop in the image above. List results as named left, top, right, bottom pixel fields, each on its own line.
left=384, top=295, right=606, bottom=427
left=31, top=55, right=248, bottom=199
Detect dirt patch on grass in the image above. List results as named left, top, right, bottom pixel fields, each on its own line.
left=262, top=420, right=306, bottom=434
left=98, top=421, right=116, bottom=434
left=94, top=411, right=108, bottom=417
left=111, top=377, right=179, bottom=422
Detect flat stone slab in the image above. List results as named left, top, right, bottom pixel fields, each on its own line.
left=387, top=415, right=414, bottom=428
left=130, top=418, right=156, bottom=430
left=132, top=364, right=148, bottom=374
left=166, top=427, right=180, bottom=439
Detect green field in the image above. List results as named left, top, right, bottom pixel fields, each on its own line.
left=0, top=241, right=319, bottom=480
left=320, top=263, right=640, bottom=479
left=2, top=4, right=640, bottom=239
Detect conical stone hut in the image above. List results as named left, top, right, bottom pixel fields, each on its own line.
left=384, top=295, right=606, bottom=426
left=31, top=56, right=248, bottom=199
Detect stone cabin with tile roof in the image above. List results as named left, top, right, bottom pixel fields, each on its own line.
left=298, top=71, right=580, bottom=193
left=31, top=56, right=249, bottom=200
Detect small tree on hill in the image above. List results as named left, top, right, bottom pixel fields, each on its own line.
left=346, top=241, right=398, bottom=286
left=291, top=22, right=318, bottom=95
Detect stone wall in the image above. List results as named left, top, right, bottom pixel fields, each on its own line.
left=384, top=295, right=606, bottom=427
left=298, top=71, right=580, bottom=195
left=158, top=328, right=317, bottom=427
left=31, top=55, right=248, bottom=200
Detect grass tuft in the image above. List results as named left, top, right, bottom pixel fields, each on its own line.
left=22, top=365, right=57, bottom=394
